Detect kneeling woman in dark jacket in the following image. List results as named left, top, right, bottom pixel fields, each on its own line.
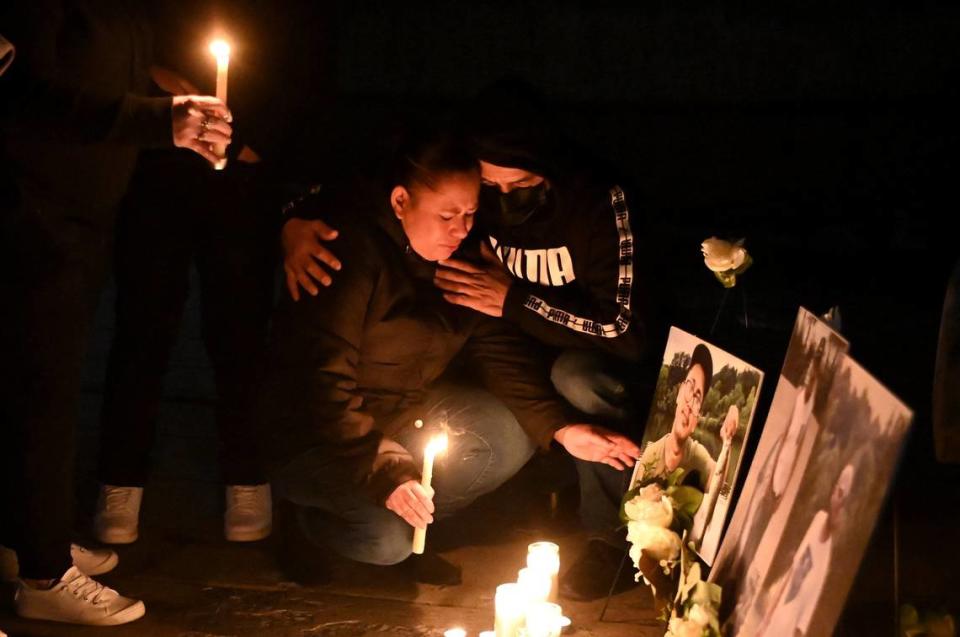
left=264, top=130, right=576, bottom=568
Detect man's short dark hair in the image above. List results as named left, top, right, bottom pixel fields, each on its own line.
left=690, top=343, right=714, bottom=396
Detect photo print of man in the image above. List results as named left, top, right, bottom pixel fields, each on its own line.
left=630, top=326, right=764, bottom=564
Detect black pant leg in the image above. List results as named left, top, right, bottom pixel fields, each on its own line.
left=0, top=200, right=111, bottom=579
left=195, top=166, right=276, bottom=486
left=97, top=158, right=198, bottom=486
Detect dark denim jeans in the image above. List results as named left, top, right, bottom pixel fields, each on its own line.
left=550, top=349, right=644, bottom=548
left=273, top=384, right=536, bottom=565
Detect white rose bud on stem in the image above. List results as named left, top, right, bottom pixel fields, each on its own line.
left=701, top=237, right=747, bottom=272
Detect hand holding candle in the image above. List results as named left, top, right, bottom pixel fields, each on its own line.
left=411, top=431, right=448, bottom=554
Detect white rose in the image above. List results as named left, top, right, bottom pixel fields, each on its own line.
left=623, top=493, right=673, bottom=528
left=701, top=237, right=747, bottom=272
left=665, top=617, right=705, bottom=637
left=626, top=522, right=682, bottom=564
left=686, top=603, right=714, bottom=627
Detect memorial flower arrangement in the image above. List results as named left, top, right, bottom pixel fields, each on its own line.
left=701, top=237, right=752, bottom=289
left=621, top=468, right=722, bottom=636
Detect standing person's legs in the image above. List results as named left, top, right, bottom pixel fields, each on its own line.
left=273, top=384, right=536, bottom=565
left=195, top=167, right=276, bottom=541
left=0, top=201, right=111, bottom=579
left=95, top=158, right=198, bottom=542
left=195, top=168, right=275, bottom=489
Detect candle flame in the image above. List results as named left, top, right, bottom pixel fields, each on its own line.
left=443, top=629, right=466, bottom=637
left=426, top=431, right=448, bottom=456
left=209, top=39, right=231, bottom=61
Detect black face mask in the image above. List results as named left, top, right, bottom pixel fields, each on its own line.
left=481, top=182, right=549, bottom=226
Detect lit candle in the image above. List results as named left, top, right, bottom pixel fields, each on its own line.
left=494, top=583, right=525, bottom=637
left=525, top=602, right=564, bottom=637
left=411, top=431, right=448, bottom=554
left=517, top=567, right=551, bottom=605
left=526, top=542, right=560, bottom=603
left=444, top=629, right=466, bottom=637
left=208, top=39, right=230, bottom=170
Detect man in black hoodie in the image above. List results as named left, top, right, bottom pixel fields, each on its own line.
left=431, top=83, right=656, bottom=600
left=0, top=0, right=231, bottom=625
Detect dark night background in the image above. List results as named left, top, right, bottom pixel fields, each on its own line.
left=85, top=0, right=960, bottom=632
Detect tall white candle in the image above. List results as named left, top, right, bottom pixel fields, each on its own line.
left=208, top=39, right=230, bottom=170
left=411, top=431, right=448, bottom=554
left=526, top=542, right=560, bottom=603
left=517, top=567, right=551, bottom=605
left=494, top=583, right=525, bottom=637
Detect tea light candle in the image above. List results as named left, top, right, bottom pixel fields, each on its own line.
left=526, top=542, right=560, bottom=603
left=495, top=583, right=525, bottom=637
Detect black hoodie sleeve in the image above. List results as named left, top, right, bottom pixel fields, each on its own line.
left=462, top=318, right=568, bottom=449
left=501, top=185, right=645, bottom=361
left=0, top=1, right=172, bottom=147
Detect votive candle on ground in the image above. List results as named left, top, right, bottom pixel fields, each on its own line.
left=525, top=602, right=563, bottom=637
left=517, top=567, right=551, bottom=605
left=526, top=542, right=560, bottom=603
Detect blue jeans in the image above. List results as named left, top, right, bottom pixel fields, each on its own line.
left=551, top=349, right=643, bottom=547
left=273, top=384, right=536, bottom=565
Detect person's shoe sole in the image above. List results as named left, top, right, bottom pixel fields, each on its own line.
left=95, top=527, right=138, bottom=545
left=225, top=524, right=272, bottom=542
left=16, top=600, right=146, bottom=626
left=78, top=550, right=119, bottom=577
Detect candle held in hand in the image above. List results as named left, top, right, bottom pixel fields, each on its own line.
left=208, top=39, right=230, bottom=170
left=411, top=431, right=448, bottom=554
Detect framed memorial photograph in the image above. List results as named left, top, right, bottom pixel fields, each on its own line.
left=630, top=326, right=764, bottom=565
left=709, top=307, right=853, bottom=635
left=726, top=355, right=912, bottom=636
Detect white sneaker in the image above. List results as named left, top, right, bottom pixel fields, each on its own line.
left=15, top=566, right=145, bottom=625
left=94, top=485, right=143, bottom=544
left=224, top=484, right=272, bottom=542
left=1, top=544, right=118, bottom=581
left=70, top=544, right=118, bottom=576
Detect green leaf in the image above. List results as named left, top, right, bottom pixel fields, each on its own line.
left=713, top=270, right=737, bottom=288
left=669, top=486, right=704, bottom=518
left=619, top=486, right=642, bottom=524
left=667, top=468, right=687, bottom=487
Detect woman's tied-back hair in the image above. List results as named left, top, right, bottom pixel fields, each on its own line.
left=391, top=124, right=478, bottom=195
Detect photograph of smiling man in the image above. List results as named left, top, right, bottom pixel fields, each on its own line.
left=630, top=326, right=764, bottom=564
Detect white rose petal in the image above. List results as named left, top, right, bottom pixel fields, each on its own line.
left=624, top=494, right=673, bottom=527
left=701, top=237, right=740, bottom=272
left=626, top=523, right=682, bottom=563
left=687, top=603, right=714, bottom=627
left=665, top=617, right=705, bottom=637
left=636, top=483, right=664, bottom=501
